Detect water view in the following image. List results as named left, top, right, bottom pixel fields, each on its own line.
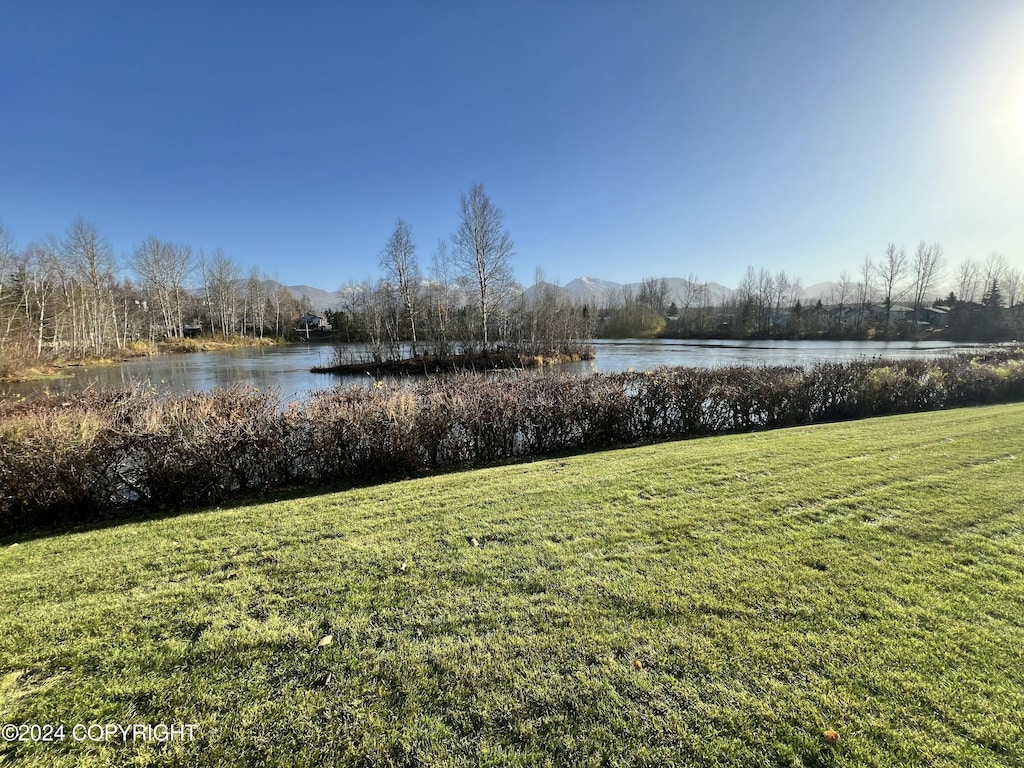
left=4, top=338, right=995, bottom=403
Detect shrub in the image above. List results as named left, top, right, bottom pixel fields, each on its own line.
left=2, top=348, right=1023, bottom=533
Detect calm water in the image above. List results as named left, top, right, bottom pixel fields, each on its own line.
left=3, top=338, right=995, bottom=403
left=562, top=338, right=993, bottom=374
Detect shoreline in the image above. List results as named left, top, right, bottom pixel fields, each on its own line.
left=0, top=336, right=281, bottom=384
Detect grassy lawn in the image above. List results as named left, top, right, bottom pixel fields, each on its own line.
left=1, top=404, right=1022, bottom=767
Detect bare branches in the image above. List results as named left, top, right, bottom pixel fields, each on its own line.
left=61, top=217, right=119, bottom=355
left=910, top=241, right=944, bottom=319
left=956, top=257, right=980, bottom=303
left=200, top=249, right=242, bottom=337
left=7, top=351, right=1024, bottom=530
left=379, top=218, right=421, bottom=356
left=452, top=182, right=515, bottom=348
left=129, top=236, right=195, bottom=339
left=874, top=243, right=908, bottom=335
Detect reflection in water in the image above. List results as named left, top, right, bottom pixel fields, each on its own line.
left=3, top=338, right=995, bottom=403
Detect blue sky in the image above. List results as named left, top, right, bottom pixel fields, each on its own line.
left=2, top=1, right=1022, bottom=290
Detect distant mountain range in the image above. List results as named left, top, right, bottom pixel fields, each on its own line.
left=560, top=276, right=736, bottom=307
left=285, top=284, right=344, bottom=311
left=282, top=277, right=845, bottom=312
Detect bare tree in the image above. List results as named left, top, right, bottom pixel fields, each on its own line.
left=956, top=257, right=981, bottom=303
left=676, top=272, right=713, bottom=335
left=981, top=253, right=1008, bottom=296
left=735, top=266, right=758, bottom=335
left=1004, top=267, right=1021, bottom=308
left=426, top=239, right=459, bottom=357
left=268, top=279, right=290, bottom=338
left=678, top=272, right=700, bottom=333
left=379, top=218, right=421, bottom=356
left=48, top=242, right=77, bottom=355
left=637, top=277, right=669, bottom=312
left=755, top=268, right=774, bottom=333
left=200, top=249, right=241, bottom=337
left=786, top=274, right=803, bottom=322
left=451, top=182, right=515, bottom=348
left=61, top=217, right=118, bottom=355
left=0, top=220, right=18, bottom=350
left=618, top=283, right=635, bottom=310
left=855, top=256, right=875, bottom=333
left=525, top=266, right=556, bottom=354
left=129, top=236, right=195, bottom=338
left=17, top=243, right=60, bottom=355
left=831, top=270, right=854, bottom=332
left=694, top=281, right=713, bottom=334
left=636, top=276, right=669, bottom=328
left=344, top=280, right=391, bottom=363
left=116, top=276, right=143, bottom=347
left=245, top=269, right=268, bottom=338
left=875, top=243, right=908, bottom=336
left=910, top=241, right=944, bottom=330
left=771, top=270, right=791, bottom=331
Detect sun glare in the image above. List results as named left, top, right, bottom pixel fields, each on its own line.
left=1016, top=79, right=1024, bottom=139
left=993, top=15, right=1024, bottom=153
left=990, top=71, right=1024, bottom=151
left=948, top=8, right=1024, bottom=175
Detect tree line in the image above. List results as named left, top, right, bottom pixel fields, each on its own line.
left=4, top=200, right=1021, bottom=379
left=598, top=244, right=1021, bottom=341
left=0, top=183, right=595, bottom=378
left=0, top=216, right=316, bottom=376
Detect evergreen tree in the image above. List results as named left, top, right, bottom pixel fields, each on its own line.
left=982, top=280, right=1004, bottom=308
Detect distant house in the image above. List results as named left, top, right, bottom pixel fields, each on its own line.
left=869, top=304, right=914, bottom=323
left=917, top=306, right=949, bottom=327
left=828, top=306, right=861, bottom=325
left=183, top=319, right=203, bottom=338
left=295, top=313, right=332, bottom=333
left=1009, top=303, right=1024, bottom=336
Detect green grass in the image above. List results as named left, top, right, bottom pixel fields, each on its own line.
left=1, top=404, right=1023, bottom=767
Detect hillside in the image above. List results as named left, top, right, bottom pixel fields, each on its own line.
left=285, top=283, right=343, bottom=311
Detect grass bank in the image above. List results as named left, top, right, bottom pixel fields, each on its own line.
left=115, top=335, right=281, bottom=359
left=1, top=404, right=1023, bottom=767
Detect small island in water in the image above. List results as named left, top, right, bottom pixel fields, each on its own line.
left=311, top=346, right=593, bottom=377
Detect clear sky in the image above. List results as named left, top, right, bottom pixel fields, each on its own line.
left=2, top=1, right=1022, bottom=291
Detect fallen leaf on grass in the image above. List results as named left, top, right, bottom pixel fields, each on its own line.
left=318, top=634, right=333, bottom=648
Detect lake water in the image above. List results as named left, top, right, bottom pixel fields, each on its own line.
left=3, top=338, right=995, bottom=403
